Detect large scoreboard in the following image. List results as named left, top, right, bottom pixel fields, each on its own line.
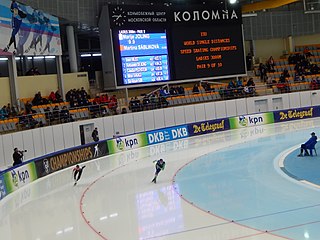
left=99, top=3, right=246, bottom=88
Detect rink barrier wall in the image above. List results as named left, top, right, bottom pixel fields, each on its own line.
left=0, top=104, right=320, bottom=201
left=2, top=89, right=320, bottom=168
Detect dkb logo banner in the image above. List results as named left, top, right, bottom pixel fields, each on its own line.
left=3, top=162, right=38, bottom=194
left=229, top=113, right=274, bottom=129
left=146, top=125, right=189, bottom=145
left=107, top=133, right=148, bottom=154
left=0, top=174, right=7, bottom=200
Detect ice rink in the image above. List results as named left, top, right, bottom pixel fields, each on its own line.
left=1, top=118, right=320, bottom=240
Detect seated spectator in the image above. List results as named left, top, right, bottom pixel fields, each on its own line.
left=80, top=87, right=88, bottom=99
left=25, top=101, right=36, bottom=114
left=44, top=107, right=54, bottom=123
left=159, top=87, right=169, bottom=97
left=108, top=95, right=118, bottom=114
left=0, top=105, right=8, bottom=119
left=246, top=78, right=256, bottom=94
left=94, top=94, right=101, bottom=104
left=142, top=96, right=151, bottom=110
left=6, top=103, right=17, bottom=117
left=100, top=94, right=109, bottom=103
left=69, top=96, right=77, bottom=108
left=48, top=91, right=57, bottom=103
left=129, top=97, right=141, bottom=112
left=150, top=93, right=159, bottom=109
left=32, top=91, right=48, bottom=106
left=282, top=68, right=290, bottom=79
left=192, top=84, right=200, bottom=93
left=60, top=106, right=73, bottom=123
left=311, top=78, right=318, bottom=90
left=303, top=47, right=313, bottom=58
left=266, top=56, right=275, bottom=72
left=55, top=90, right=63, bottom=102
left=310, top=64, right=320, bottom=74
left=17, top=112, right=38, bottom=129
left=298, top=132, right=317, bottom=157
left=277, top=74, right=290, bottom=93
left=201, top=81, right=211, bottom=92
left=169, top=86, right=177, bottom=96
left=90, top=102, right=100, bottom=118
left=177, top=86, right=185, bottom=95
left=236, top=78, right=244, bottom=96
left=52, top=105, right=60, bottom=122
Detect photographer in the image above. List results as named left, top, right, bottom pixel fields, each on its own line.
left=12, top=148, right=26, bottom=166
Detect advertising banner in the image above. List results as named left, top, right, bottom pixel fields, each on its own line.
left=3, top=162, right=37, bottom=194
left=187, top=119, right=229, bottom=136
left=146, top=125, right=189, bottom=145
left=108, top=133, right=148, bottom=154
left=229, top=113, right=274, bottom=129
left=0, top=0, right=61, bottom=55
left=0, top=174, right=7, bottom=200
left=273, top=107, right=320, bottom=123
left=35, top=141, right=108, bottom=178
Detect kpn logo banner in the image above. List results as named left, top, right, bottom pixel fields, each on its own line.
left=229, top=113, right=274, bottom=129
left=3, top=162, right=38, bottom=194
left=107, top=133, right=148, bottom=154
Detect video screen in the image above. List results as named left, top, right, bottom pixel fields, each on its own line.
left=118, top=30, right=170, bottom=85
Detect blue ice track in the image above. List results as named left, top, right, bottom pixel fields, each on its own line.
left=175, top=127, right=320, bottom=240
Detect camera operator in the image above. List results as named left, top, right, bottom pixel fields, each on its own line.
left=13, top=148, right=26, bottom=166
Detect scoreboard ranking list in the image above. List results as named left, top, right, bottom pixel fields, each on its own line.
left=119, top=30, right=170, bottom=84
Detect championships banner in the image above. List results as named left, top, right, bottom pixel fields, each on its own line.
left=3, top=162, right=37, bottom=194
left=35, top=141, right=108, bottom=178
left=0, top=0, right=61, bottom=55
left=146, top=125, right=189, bottom=145
left=229, top=113, right=274, bottom=129
left=273, top=106, right=320, bottom=123
left=188, top=118, right=229, bottom=136
left=107, top=133, right=148, bottom=154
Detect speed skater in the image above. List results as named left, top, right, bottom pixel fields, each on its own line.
left=73, top=165, right=86, bottom=186
left=151, top=159, right=165, bottom=184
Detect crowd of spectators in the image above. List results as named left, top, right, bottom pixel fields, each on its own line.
left=129, top=92, right=168, bottom=112
left=0, top=104, right=18, bottom=120
left=219, top=78, right=256, bottom=98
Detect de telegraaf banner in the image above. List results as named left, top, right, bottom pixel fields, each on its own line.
left=273, top=106, right=320, bottom=123
left=3, top=162, right=37, bottom=194
left=229, top=112, right=274, bottom=129
left=0, top=0, right=61, bottom=55
left=187, top=119, right=229, bottom=136
left=107, top=133, right=148, bottom=154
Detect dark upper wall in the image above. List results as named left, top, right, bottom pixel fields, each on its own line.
left=18, top=0, right=320, bottom=40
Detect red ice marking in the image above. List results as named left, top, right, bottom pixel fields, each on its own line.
left=171, top=157, right=291, bottom=240
left=79, top=165, right=127, bottom=240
